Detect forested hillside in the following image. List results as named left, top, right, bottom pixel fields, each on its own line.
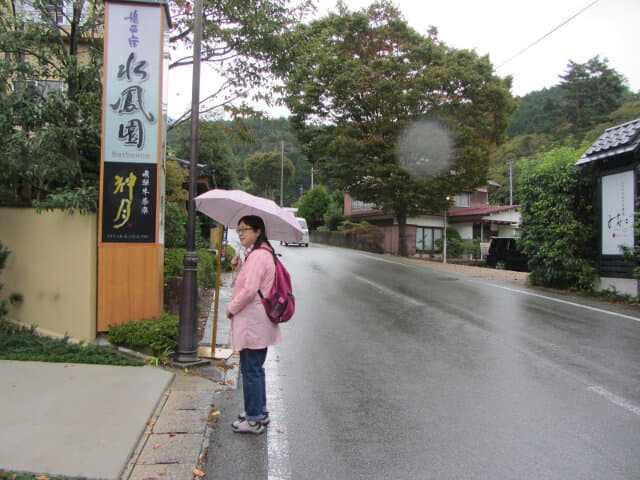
left=489, top=56, right=640, bottom=205
left=167, top=117, right=312, bottom=206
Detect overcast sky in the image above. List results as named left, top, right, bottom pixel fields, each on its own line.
left=167, top=0, right=639, bottom=120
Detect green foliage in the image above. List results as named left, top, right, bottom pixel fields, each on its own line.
left=244, top=151, right=295, bottom=202
left=621, top=166, right=640, bottom=279
left=210, top=117, right=312, bottom=205
left=168, top=121, right=237, bottom=189
left=462, top=239, right=482, bottom=258
left=296, top=186, right=330, bottom=229
left=0, top=0, right=104, bottom=208
left=164, top=248, right=220, bottom=287
left=0, top=471, right=87, bottom=480
left=519, top=146, right=598, bottom=290
left=282, top=1, right=517, bottom=256
left=32, top=182, right=99, bottom=215
left=165, top=159, right=188, bottom=204
left=507, top=57, right=634, bottom=142
left=0, top=320, right=143, bottom=366
left=168, top=0, right=311, bottom=126
left=338, top=220, right=371, bottom=231
left=165, top=202, right=188, bottom=248
left=435, top=227, right=464, bottom=258
left=164, top=248, right=185, bottom=280
left=196, top=249, right=217, bottom=288
left=106, top=313, right=179, bottom=357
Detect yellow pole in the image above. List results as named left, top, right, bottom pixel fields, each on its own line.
left=210, top=226, right=223, bottom=349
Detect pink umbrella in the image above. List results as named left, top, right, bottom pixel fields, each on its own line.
left=195, top=189, right=303, bottom=243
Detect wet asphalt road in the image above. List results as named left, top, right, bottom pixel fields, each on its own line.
left=207, top=244, right=640, bottom=480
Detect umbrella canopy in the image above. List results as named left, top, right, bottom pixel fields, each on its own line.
left=195, top=189, right=304, bottom=243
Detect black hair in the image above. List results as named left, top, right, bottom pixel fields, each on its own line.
left=238, top=215, right=274, bottom=252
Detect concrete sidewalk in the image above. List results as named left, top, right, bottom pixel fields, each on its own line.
left=0, top=274, right=238, bottom=480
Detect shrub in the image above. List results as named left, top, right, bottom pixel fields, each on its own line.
left=164, top=202, right=187, bottom=248
left=0, top=320, right=143, bottom=366
left=435, top=227, right=464, bottom=258
left=106, top=313, right=179, bottom=356
left=164, top=247, right=219, bottom=288
left=519, top=145, right=598, bottom=289
left=462, top=239, right=481, bottom=258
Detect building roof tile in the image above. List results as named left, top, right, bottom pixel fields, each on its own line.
left=577, top=118, right=640, bottom=164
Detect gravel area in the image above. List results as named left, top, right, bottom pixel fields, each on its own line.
left=401, top=257, right=529, bottom=285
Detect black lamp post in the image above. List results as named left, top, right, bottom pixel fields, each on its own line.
left=175, top=0, right=203, bottom=364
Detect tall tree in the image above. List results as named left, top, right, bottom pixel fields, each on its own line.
left=244, top=151, right=294, bottom=203
left=280, top=1, right=516, bottom=256
left=168, top=0, right=312, bottom=126
left=0, top=0, right=103, bottom=205
left=169, top=120, right=237, bottom=189
left=559, top=56, right=631, bottom=135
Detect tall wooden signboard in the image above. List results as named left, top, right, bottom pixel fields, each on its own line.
left=98, top=0, right=170, bottom=330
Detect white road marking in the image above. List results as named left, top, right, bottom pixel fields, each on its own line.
left=266, top=348, right=291, bottom=480
left=588, top=386, right=640, bottom=417
left=355, top=251, right=640, bottom=324
left=353, top=274, right=424, bottom=306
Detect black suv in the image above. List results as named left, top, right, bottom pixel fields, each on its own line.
left=485, top=237, right=528, bottom=271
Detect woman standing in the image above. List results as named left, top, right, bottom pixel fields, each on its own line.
left=226, top=215, right=280, bottom=434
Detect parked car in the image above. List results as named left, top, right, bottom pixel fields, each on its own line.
left=282, top=217, right=310, bottom=247
left=485, top=237, right=528, bottom=271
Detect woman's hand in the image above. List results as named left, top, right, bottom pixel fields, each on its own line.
left=226, top=308, right=234, bottom=320
left=230, top=254, right=241, bottom=271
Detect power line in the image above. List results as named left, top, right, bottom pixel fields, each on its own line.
left=497, top=0, right=600, bottom=69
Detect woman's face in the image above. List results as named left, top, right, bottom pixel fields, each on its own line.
left=237, top=221, right=260, bottom=249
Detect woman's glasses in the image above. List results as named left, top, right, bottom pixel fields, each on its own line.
left=237, top=227, right=254, bottom=234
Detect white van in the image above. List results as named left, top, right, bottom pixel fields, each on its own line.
left=283, top=217, right=310, bottom=247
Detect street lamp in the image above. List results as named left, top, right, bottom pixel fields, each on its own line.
left=443, top=196, right=451, bottom=264
left=175, top=0, right=203, bottom=364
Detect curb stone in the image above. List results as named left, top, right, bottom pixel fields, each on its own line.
left=121, top=273, right=239, bottom=480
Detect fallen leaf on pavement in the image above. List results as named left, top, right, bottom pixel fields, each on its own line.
left=193, top=468, right=205, bottom=477
left=211, top=409, right=221, bottom=416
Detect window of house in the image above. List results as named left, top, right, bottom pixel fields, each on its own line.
left=453, top=193, right=470, bottom=208
left=45, top=0, right=65, bottom=24
left=14, top=0, right=70, bottom=25
left=351, top=200, right=377, bottom=211
left=13, top=79, right=66, bottom=97
left=416, top=227, right=443, bottom=252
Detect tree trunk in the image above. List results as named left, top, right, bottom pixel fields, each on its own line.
left=397, top=206, right=408, bottom=257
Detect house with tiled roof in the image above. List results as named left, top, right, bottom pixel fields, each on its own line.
left=344, top=185, right=521, bottom=256
left=577, top=117, right=640, bottom=296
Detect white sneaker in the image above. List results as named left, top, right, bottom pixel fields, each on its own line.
left=238, top=411, right=270, bottom=425
left=232, top=419, right=265, bottom=435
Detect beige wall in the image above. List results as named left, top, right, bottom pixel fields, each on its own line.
left=0, top=207, right=97, bottom=341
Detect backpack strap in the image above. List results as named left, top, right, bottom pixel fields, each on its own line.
left=257, top=245, right=277, bottom=264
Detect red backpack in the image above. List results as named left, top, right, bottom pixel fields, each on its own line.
left=257, top=246, right=295, bottom=324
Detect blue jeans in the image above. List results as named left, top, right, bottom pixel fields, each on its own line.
left=239, top=348, right=268, bottom=422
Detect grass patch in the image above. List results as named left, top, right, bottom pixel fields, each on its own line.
left=0, top=470, right=86, bottom=479
left=0, top=321, right=143, bottom=366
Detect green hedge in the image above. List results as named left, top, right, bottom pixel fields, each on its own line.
left=106, top=313, right=178, bottom=356
left=164, top=248, right=218, bottom=288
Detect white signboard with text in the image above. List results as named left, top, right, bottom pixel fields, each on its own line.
left=602, top=170, right=635, bottom=255
left=101, top=2, right=163, bottom=243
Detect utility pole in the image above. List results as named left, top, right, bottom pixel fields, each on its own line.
left=280, top=140, right=284, bottom=206
left=509, top=160, right=513, bottom=206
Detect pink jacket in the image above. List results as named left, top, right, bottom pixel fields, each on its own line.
left=228, top=246, right=281, bottom=351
